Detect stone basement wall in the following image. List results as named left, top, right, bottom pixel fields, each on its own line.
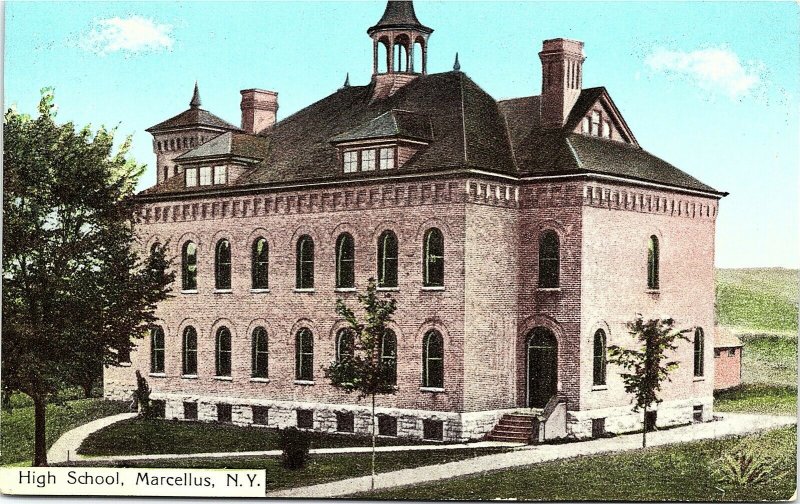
left=567, top=396, right=714, bottom=439
left=149, top=392, right=526, bottom=442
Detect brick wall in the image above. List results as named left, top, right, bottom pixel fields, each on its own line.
left=714, top=347, right=741, bottom=390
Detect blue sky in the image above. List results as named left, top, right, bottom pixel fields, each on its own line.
left=5, top=1, right=799, bottom=268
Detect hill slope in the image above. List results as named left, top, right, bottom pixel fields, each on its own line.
left=716, top=268, right=798, bottom=334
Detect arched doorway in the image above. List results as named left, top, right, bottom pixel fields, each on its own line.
left=527, top=327, right=558, bottom=408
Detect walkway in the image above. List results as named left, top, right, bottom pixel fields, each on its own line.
left=47, top=412, right=137, bottom=464
left=267, top=413, right=796, bottom=498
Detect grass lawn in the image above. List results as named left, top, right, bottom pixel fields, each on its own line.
left=1, top=398, right=129, bottom=466
left=714, top=384, right=797, bottom=416
left=738, top=333, right=797, bottom=386
left=716, top=268, right=798, bottom=334
left=64, top=447, right=510, bottom=491
left=365, top=426, right=797, bottom=501
left=78, top=417, right=442, bottom=457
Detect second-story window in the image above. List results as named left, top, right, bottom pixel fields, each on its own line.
left=538, top=230, right=560, bottom=288
left=379, top=147, right=395, bottom=170
left=199, top=166, right=212, bottom=186
left=296, top=235, right=315, bottom=289
left=335, top=233, right=355, bottom=289
left=423, top=228, right=444, bottom=287
left=215, top=239, right=232, bottom=290
left=377, top=230, right=398, bottom=288
left=182, top=241, right=197, bottom=291
left=361, top=149, right=376, bottom=171
left=251, top=238, right=269, bottom=290
left=344, top=151, right=358, bottom=173
left=647, top=235, right=660, bottom=290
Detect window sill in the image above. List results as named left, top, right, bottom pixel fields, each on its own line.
left=250, top=288, right=270, bottom=294
left=645, top=289, right=660, bottom=294
left=214, top=289, right=232, bottom=294
left=294, top=288, right=315, bottom=293
left=118, top=362, right=132, bottom=367
left=181, top=290, right=199, bottom=295
left=591, top=385, right=608, bottom=391
left=181, top=374, right=198, bottom=379
left=335, top=287, right=357, bottom=293
left=250, top=377, right=270, bottom=383
left=294, top=380, right=315, bottom=386
left=421, top=286, right=445, bottom=291
left=536, top=287, right=561, bottom=292
left=377, top=287, right=399, bottom=292
left=214, top=376, right=233, bottom=381
left=419, top=387, right=445, bottom=393
left=693, top=376, right=705, bottom=382
left=149, top=373, right=166, bottom=378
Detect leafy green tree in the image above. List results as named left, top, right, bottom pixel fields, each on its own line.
left=2, top=89, right=174, bottom=466
left=325, top=278, right=397, bottom=489
left=607, top=316, right=690, bottom=448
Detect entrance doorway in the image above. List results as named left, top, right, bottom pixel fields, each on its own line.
left=527, top=327, right=558, bottom=408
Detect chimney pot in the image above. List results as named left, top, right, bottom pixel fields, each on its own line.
left=240, top=89, right=278, bottom=134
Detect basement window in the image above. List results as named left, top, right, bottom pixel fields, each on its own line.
left=423, top=419, right=444, bottom=441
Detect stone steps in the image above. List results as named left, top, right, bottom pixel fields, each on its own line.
left=485, top=413, right=537, bottom=443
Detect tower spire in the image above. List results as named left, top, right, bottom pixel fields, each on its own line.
left=190, top=81, right=202, bottom=109
left=453, top=52, right=461, bottom=72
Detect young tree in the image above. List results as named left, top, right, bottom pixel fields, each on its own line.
left=607, top=316, right=691, bottom=448
left=325, top=278, right=397, bottom=489
left=2, top=89, right=174, bottom=466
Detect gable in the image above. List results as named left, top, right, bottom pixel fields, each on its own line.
left=565, top=88, right=637, bottom=146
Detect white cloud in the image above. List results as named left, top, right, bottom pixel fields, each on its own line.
left=645, top=47, right=761, bottom=99
left=80, top=16, right=173, bottom=55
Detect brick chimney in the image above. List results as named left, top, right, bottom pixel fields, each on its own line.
left=539, top=38, right=585, bottom=129
left=240, top=89, right=278, bottom=134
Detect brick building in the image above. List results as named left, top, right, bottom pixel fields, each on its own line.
left=104, top=1, right=727, bottom=441
left=713, top=327, right=743, bottom=391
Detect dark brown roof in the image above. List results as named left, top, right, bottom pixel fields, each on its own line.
left=368, top=1, right=433, bottom=35
left=140, top=76, right=723, bottom=198
left=145, top=107, right=241, bottom=133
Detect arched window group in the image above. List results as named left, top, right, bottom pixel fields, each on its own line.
left=538, top=230, right=560, bottom=288
left=693, top=327, right=704, bottom=377
left=593, top=329, right=607, bottom=386
left=178, top=228, right=446, bottom=293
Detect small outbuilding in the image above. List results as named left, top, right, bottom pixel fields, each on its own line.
left=714, top=327, right=743, bottom=390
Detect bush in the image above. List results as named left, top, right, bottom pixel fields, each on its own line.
left=279, top=427, right=311, bottom=470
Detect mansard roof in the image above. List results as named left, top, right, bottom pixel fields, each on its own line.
left=145, top=107, right=241, bottom=133
left=140, top=75, right=723, bottom=198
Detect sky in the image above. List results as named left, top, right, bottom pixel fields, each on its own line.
left=5, top=1, right=799, bottom=268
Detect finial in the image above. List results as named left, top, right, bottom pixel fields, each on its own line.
left=342, top=72, right=351, bottom=89
left=453, top=52, right=461, bottom=72
left=190, top=81, right=201, bottom=109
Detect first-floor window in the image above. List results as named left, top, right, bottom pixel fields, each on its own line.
left=216, top=327, right=232, bottom=377
left=422, top=329, right=443, bottom=388
left=336, top=329, right=355, bottom=362
left=214, top=165, right=227, bottom=184
left=252, top=327, right=269, bottom=378
left=593, top=329, right=607, bottom=386
left=185, top=167, right=198, bottom=187
left=379, top=147, right=395, bottom=170
left=199, top=166, right=212, bottom=185
left=296, top=328, right=314, bottom=381
left=182, top=326, right=198, bottom=375
left=150, top=326, right=165, bottom=373
left=344, top=151, right=358, bottom=173
left=381, top=329, right=397, bottom=385
left=694, top=328, right=704, bottom=377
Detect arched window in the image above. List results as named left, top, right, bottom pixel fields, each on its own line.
left=593, top=329, right=607, bottom=386
left=694, top=328, right=704, bottom=377
left=182, top=326, right=198, bottom=376
left=538, top=231, right=560, bottom=288
left=336, top=329, right=355, bottom=362
left=381, top=329, right=398, bottom=386
left=251, top=238, right=269, bottom=289
left=215, top=327, right=232, bottom=377
left=295, top=328, right=314, bottom=381
left=648, top=235, right=660, bottom=289
left=422, top=329, right=444, bottom=388
left=150, top=241, right=162, bottom=257
left=377, top=230, right=398, bottom=288
left=150, top=326, right=165, bottom=373
left=296, top=235, right=315, bottom=289
left=182, top=241, right=197, bottom=291
left=335, top=233, right=355, bottom=289
left=423, top=228, right=444, bottom=287
left=215, top=239, right=232, bottom=290
left=251, top=327, right=268, bottom=379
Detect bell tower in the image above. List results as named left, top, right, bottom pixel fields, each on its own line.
left=368, top=1, right=433, bottom=99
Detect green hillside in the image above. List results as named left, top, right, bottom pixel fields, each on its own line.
left=716, top=268, right=798, bottom=334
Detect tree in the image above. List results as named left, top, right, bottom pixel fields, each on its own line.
left=325, top=278, right=397, bottom=489
left=607, top=316, right=690, bottom=448
left=2, top=89, right=174, bottom=466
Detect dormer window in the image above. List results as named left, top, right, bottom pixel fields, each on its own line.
left=379, top=148, right=395, bottom=170
left=344, top=151, right=358, bottom=173
left=214, top=165, right=227, bottom=184
left=186, top=168, right=198, bottom=187
left=361, top=149, right=376, bottom=171
left=199, top=166, right=213, bottom=186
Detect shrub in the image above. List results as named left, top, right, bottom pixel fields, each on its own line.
left=715, top=447, right=785, bottom=486
left=279, top=427, right=311, bottom=470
